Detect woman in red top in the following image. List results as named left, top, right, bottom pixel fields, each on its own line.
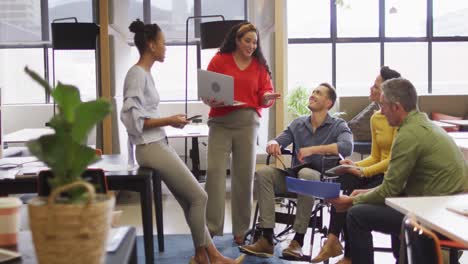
left=202, top=22, right=281, bottom=245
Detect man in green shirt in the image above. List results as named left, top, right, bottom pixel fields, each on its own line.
left=329, top=78, right=468, bottom=264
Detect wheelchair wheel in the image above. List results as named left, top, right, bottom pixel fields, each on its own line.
left=243, top=226, right=261, bottom=244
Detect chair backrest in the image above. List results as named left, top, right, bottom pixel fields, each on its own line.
left=403, top=216, right=443, bottom=264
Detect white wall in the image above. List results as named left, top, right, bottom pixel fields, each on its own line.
left=3, top=105, right=53, bottom=134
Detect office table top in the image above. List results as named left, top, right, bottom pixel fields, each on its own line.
left=4, top=128, right=54, bottom=144
left=432, top=120, right=457, bottom=128
left=386, top=194, right=468, bottom=247
left=441, top=119, right=468, bottom=126
left=448, top=132, right=468, bottom=139
left=164, top=124, right=208, bottom=138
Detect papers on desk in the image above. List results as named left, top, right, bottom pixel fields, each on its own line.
left=0, top=157, right=39, bottom=169
left=0, top=157, right=45, bottom=179
left=106, top=226, right=131, bottom=252
left=325, top=164, right=356, bottom=175
left=286, top=177, right=340, bottom=199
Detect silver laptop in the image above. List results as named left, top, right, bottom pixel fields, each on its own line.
left=197, top=69, right=245, bottom=106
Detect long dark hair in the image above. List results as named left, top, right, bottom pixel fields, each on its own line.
left=129, top=19, right=162, bottom=55
left=219, top=22, right=271, bottom=77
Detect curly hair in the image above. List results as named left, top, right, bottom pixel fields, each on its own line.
left=129, top=19, right=162, bottom=56
left=219, top=22, right=271, bottom=77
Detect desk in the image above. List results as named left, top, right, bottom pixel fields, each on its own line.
left=432, top=120, right=457, bottom=129
left=448, top=132, right=468, bottom=139
left=4, top=128, right=54, bottom=144
left=0, top=155, right=160, bottom=264
left=386, top=194, right=468, bottom=247
left=1, top=227, right=137, bottom=264
left=440, top=119, right=468, bottom=127
left=165, top=124, right=208, bottom=180
left=453, top=138, right=468, bottom=160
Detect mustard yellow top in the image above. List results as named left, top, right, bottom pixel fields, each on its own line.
left=355, top=110, right=397, bottom=177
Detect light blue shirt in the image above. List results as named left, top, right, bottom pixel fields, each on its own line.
left=120, top=65, right=166, bottom=145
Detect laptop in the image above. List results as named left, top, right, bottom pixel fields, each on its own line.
left=197, top=69, right=245, bottom=106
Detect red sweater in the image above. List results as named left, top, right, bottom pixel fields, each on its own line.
left=207, top=52, right=274, bottom=117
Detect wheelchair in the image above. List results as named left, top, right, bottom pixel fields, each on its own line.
left=244, top=146, right=340, bottom=263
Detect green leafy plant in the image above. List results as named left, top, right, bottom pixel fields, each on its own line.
left=287, top=85, right=347, bottom=119
left=287, top=86, right=311, bottom=118
left=24, top=67, right=112, bottom=201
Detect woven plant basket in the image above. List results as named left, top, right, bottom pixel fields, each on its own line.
left=28, top=181, right=115, bottom=264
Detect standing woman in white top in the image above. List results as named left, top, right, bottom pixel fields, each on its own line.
left=120, top=19, right=244, bottom=264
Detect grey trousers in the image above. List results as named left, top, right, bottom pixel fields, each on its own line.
left=205, top=109, right=260, bottom=237
left=136, top=139, right=212, bottom=248
left=255, top=166, right=321, bottom=234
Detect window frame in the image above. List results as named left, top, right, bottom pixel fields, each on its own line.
left=144, top=0, right=248, bottom=102
left=288, top=0, right=468, bottom=94
left=1, top=0, right=247, bottom=104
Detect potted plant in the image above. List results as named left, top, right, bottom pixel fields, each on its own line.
left=286, top=85, right=311, bottom=119
left=286, top=85, right=346, bottom=121
left=24, top=67, right=114, bottom=264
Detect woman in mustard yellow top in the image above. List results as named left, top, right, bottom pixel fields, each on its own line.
left=311, top=66, right=401, bottom=264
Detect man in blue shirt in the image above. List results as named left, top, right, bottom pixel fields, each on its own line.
left=240, top=83, right=353, bottom=259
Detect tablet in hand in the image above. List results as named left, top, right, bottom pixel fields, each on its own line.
left=325, top=164, right=356, bottom=175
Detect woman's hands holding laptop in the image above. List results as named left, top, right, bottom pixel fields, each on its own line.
left=201, top=97, right=226, bottom=108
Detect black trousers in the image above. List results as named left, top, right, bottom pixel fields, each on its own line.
left=347, top=204, right=404, bottom=264
left=329, top=173, right=384, bottom=257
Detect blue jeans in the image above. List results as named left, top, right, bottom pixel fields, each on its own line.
left=347, top=204, right=404, bottom=264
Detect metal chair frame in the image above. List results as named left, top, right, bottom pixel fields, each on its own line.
left=245, top=146, right=340, bottom=263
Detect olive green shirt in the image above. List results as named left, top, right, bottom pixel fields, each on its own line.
left=354, top=110, right=468, bottom=205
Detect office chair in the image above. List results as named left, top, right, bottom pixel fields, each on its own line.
left=404, top=216, right=443, bottom=264
left=245, top=146, right=340, bottom=263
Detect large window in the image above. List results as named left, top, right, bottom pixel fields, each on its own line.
left=0, top=48, right=46, bottom=104
left=150, top=0, right=246, bottom=101
left=0, top=0, right=95, bottom=105
left=288, top=44, right=332, bottom=91
left=287, top=0, right=468, bottom=96
left=0, top=0, right=246, bottom=105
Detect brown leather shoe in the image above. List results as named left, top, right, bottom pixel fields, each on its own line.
left=336, top=257, right=352, bottom=264
left=311, top=238, right=343, bottom=263
left=239, top=236, right=274, bottom=258
left=282, top=240, right=303, bottom=259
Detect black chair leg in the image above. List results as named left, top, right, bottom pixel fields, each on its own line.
left=449, top=248, right=459, bottom=264
left=246, top=203, right=260, bottom=244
